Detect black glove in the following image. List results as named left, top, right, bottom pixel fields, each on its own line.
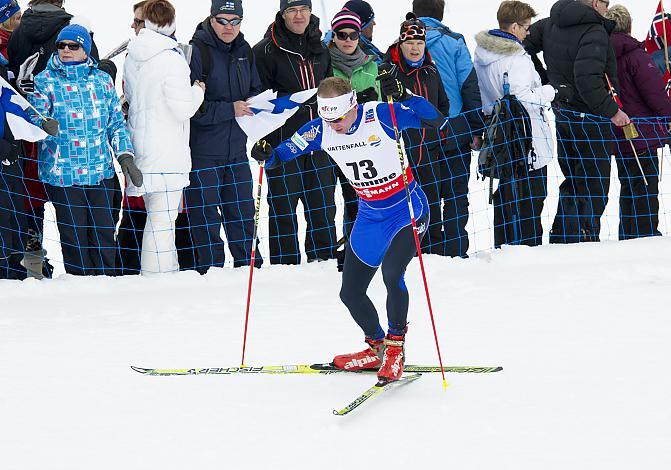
left=553, top=84, right=573, bottom=105
left=42, top=118, right=59, bottom=137
left=18, top=75, right=34, bottom=94
left=356, top=87, right=379, bottom=104
left=251, top=140, right=274, bottom=163
left=118, top=153, right=144, bottom=187
left=377, top=66, right=410, bottom=101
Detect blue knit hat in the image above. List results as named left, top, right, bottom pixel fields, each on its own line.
left=0, top=0, right=20, bottom=24
left=57, top=24, right=92, bottom=57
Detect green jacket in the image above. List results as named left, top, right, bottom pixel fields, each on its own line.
left=332, top=54, right=381, bottom=100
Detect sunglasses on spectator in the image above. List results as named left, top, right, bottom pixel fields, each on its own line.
left=284, top=6, right=311, bottom=16
left=133, top=18, right=145, bottom=26
left=213, top=16, right=243, bottom=26
left=335, top=31, right=360, bottom=41
left=57, top=42, right=82, bottom=51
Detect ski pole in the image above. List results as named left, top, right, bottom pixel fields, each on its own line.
left=383, top=88, right=448, bottom=390
left=241, top=159, right=265, bottom=368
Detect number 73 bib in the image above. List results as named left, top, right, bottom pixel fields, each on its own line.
left=321, top=102, right=414, bottom=201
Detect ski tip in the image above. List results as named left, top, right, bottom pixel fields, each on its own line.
left=131, top=366, right=150, bottom=374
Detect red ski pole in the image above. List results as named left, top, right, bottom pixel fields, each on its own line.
left=241, top=160, right=265, bottom=367
left=384, top=87, right=448, bottom=390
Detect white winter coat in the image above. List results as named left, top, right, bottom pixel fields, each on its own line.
left=473, top=31, right=555, bottom=170
left=123, top=28, right=204, bottom=195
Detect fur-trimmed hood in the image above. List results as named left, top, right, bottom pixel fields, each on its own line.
left=473, top=30, right=524, bottom=67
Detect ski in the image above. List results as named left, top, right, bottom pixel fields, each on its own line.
left=333, top=373, right=423, bottom=416
left=131, top=364, right=502, bottom=376
left=102, top=39, right=130, bottom=60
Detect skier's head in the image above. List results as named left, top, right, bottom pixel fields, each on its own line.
left=317, top=77, right=359, bottom=134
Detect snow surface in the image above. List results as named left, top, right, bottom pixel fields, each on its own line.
left=2, top=239, right=671, bottom=469
left=3, top=1, right=671, bottom=469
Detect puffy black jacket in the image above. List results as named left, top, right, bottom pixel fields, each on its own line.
left=252, top=13, right=331, bottom=147
left=524, top=0, right=619, bottom=118
left=189, top=20, right=263, bottom=162
left=7, top=5, right=99, bottom=77
left=381, top=44, right=450, bottom=166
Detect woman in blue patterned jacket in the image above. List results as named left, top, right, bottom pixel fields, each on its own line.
left=28, top=22, right=142, bottom=276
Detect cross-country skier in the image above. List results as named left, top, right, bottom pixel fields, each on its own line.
left=250, top=73, right=445, bottom=382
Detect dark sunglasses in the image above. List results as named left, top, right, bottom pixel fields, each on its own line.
left=335, top=31, right=360, bottom=41
left=57, top=42, right=82, bottom=51
left=133, top=18, right=145, bottom=27
left=213, top=16, right=243, bottom=26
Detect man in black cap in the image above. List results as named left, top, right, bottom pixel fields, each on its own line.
left=253, top=0, right=338, bottom=265
left=341, top=0, right=383, bottom=64
left=185, top=0, right=265, bottom=272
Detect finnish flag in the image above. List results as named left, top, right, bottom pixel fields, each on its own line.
left=0, top=75, right=48, bottom=142
left=236, top=88, right=317, bottom=143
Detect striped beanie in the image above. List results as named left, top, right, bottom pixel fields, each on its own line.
left=331, top=9, right=361, bottom=33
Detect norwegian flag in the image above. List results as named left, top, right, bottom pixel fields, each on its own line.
left=664, top=69, right=671, bottom=96
left=645, top=1, right=671, bottom=54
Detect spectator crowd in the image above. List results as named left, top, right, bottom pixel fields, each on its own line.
left=0, top=0, right=669, bottom=280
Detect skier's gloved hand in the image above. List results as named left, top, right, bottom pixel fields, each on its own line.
left=118, top=153, right=144, bottom=187
left=41, top=118, right=59, bottom=137
left=377, top=65, right=410, bottom=102
left=251, top=140, right=274, bottom=163
left=356, top=87, right=378, bottom=104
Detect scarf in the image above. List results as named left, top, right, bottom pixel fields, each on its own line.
left=404, top=53, right=425, bottom=69
left=329, top=45, right=368, bottom=78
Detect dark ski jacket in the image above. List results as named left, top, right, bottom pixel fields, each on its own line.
left=381, top=44, right=450, bottom=167
left=524, top=0, right=619, bottom=118
left=252, top=12, right=332, bottom=147
left=610, top=32, right=671, bottom=156
left=189, top=20, right=263, bottom=163
left=7, top=4, right=100, bottom=77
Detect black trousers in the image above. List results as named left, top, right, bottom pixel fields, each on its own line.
left=493, top=166, right=548, bottom=248
left=409, top=154, right=443, bottom=255
left=615, top=152, right=661, bottom=240
left=186, top=159, right=261, bottom=272
left=551, top=110, right=614, bottom=243
left=266, top=152, right=337, bottom=265
left=440, top=144, right=471, bottom=257
left=46, top=178, right=119, bottom=276
left=0, top=162, right=27, bottom=279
